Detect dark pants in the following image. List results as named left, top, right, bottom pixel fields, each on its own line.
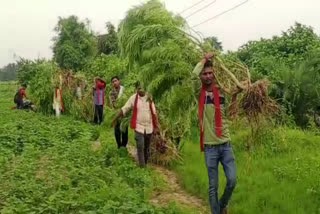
left=114, top=121, right=128, bottom=148
left=204, top=143, right=236, bottom=214
left=17, top=99, right=23, bottom=109
left=134, top=131, right=152, bottom=167
left=94, top=105, right=104, bottom=124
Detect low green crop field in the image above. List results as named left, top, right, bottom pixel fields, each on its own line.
left=0, top=83, right=195, bottom=213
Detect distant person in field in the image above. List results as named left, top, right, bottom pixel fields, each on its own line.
left=111, top=82, right=158, bottom=167
left=75, top=81, right=82, bottom=99
left=93, top=77, right=106, bottom=125
left=193, top=52, right=244, bottom=214
left=53, top=86, right=64, bottom=117
left=109, top=76, right=128, bottom=149
left=14, top=84, right=27, bottom=109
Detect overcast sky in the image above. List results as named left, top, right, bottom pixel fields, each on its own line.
left=0, top=0, right=319, bottom=67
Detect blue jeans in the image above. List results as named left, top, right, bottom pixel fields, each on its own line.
left=204, top=143, right=236, bottom=214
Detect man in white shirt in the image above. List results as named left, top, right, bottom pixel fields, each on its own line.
left=111, top=82, right=158, bottom=167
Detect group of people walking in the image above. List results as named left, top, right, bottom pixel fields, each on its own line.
left=92, top=76, right=159, bottom=168
left=14, top=53, right=243, bottom=214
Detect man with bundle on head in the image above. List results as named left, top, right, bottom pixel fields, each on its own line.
left=93, top=77, right=106, bottom=125
left=109, top=76, right=127, bottom=149
left=193, top=52, right=243, bottom=214
left=111, top=82, right=158, bottom=167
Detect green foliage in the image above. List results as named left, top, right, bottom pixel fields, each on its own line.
left=231, top=22, right=320, bottom=127
left=28, top=60, right=58, bottom=114
left=119, top=0, right=200, bottom=141
left=204, top=36, right=223, bottom=51
left=52, top=15, right=97, bottom=71
left=0, top=63, right=18, bottom=81
left=97, top=22, right=119, bottom=55
left=81, top=54, right=127, bottom=90
left=270, top=51, right=320, bottom=127
left=17, top=58, right=46, bottom=86
left=236, top=22, right=320, bottom=75
left=118, top=0, right=186, bottom=66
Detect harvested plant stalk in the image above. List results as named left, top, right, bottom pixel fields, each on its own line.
left=240, top=79, right=279, bottom=122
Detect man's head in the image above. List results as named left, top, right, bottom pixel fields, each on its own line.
left=22, top=84, right=27, bottom=89
left=200, top=60, right=214, bottom=86
left=111, top=76, right=120, bottom=89
left=95, top=77, right=104, bottom=82
left=135, top=81, right=146, bottom=97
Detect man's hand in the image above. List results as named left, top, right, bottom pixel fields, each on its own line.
left=153, top=127, right=160, bottom=135
left=204, top=52, right=214, bottom=60
left=111, top=110, right=123, bottom=127
left=111, top=119, right=117, bottom=128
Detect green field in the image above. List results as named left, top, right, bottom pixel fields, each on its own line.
left=174, top=120, right=320, bottom=213
left=0, top=83, right=198, bottom=213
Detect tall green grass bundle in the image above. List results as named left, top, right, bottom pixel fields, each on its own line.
left=29, top=61, right=58, bottom=114
left=70, top=92, right=95, bottom=121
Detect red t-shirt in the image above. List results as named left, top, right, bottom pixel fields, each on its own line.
left=19, top=88, right=26, bottom=99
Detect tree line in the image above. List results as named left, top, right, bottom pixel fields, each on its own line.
left=5, top=0, right=320, bottom=131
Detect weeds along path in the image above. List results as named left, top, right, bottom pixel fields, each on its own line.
left=126, top=144, right=209, bottom=214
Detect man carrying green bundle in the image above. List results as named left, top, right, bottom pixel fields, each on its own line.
left=109, top=76, right=128, bottom=149
left=111, top=82, right=158, bottom=167
left=193, top=52, right=243, bottom=214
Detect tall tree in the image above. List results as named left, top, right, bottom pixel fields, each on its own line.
left=271, top=51, right=320, bottom=127
left=52, top=15, right=97, bottom=71
left=97, top=22, right=118, bottom=55
left=236, top=22, right=320, bottom=75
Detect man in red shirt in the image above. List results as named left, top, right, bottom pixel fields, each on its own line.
left=15, top=85, right=27, bottom=109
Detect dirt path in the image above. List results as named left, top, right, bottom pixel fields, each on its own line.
left=90, top=140, right=208, bottom=213
left=127, top=144, right=209, bottom=214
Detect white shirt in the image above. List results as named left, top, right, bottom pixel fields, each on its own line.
left=121, top=94, right=157, bottom=134
left=53, top=88, right=62, bottom=110
left=118, top=85, right=124, bottom=98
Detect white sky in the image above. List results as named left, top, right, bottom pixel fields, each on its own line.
left=0, top=0, right=319, bottom=67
